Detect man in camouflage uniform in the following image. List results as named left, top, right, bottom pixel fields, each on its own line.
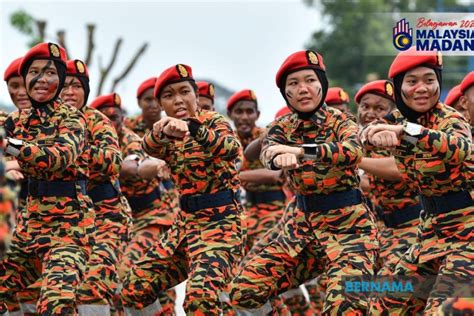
left=61, top=59, right=132, bottom=315
left=196, top=81, right=216, bottom=111
left=445, top=84, right=469, bottom=121
left=364, top=48, right=473, bottom=314
left=124, top=77, right=180, bottom=314
left=227, top=89, right=286, bottom=251
left=91, top=92, right=178, bottom=315
left=229, top=50, right=378, bottom=315
left=356, top=80, right=422, bottom=266
left=325, top=87, right=351, bottom=114
left=0, top=42, right=95, bottom=315
left=121, top=64, right=244, bottom=315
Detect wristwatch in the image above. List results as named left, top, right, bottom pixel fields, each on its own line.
left=403, top=122, right=423, bottom=145
left=5, top=138, right=23, bottom=157
left=124, top=154, right=140, bottom=162
left=403, top=122, right=423, bottom=136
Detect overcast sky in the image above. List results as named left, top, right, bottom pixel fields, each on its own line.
left=0, top=0, right=321, bottom=125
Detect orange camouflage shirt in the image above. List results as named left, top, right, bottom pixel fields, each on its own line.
left=142, top=110, right=241, bottom=196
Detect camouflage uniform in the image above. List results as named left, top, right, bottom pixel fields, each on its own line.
left=366, top=148, right=421, bottom=265
left=239, top=127, right=286, bottom=250
left=0, top=112, right=11, bottom=250
left=368, top=104, right=474, bottom=314
left=229, top=106, right=379, bottom=315
left=238, top=197, right=315, bottom=315
left=122, top=110, right=245, bottom=315
left=0, top=100, right=95, bottom=315
left=76, top=106, right=132, bottom=312
left=125, top=114, right=180, bottom=218
left=117, top=125, right=177, bottom=314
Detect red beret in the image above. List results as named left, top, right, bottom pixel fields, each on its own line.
left=4, top=57, right=22, bottom=82
left=388, top=47, right=442, bottom=79
left=154, top=64, right=194, bottom=98
left=89, top=93, right=122, bottom=110
left=197, top=81, right=215, bottom=102
left=137, top=77, right=157, bottom=98
left=275, top=106, right=291, bottom=119
left=227, top=89, right=257, bottom=112
left=354, top=80, right=395, bottom=104
left=444, top=85, right=462, bottom=106
left=19, top=42, right=67, bottom=76
left=460, top=71, right=474, bottom=94
left=66, top=59, right=89, bottom=78
left=276, top=50, right=326, bottom=88
left=325, top=87, right=350, bottom=105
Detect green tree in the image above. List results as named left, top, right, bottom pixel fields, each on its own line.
left=304, top=0, right=469, bottom=104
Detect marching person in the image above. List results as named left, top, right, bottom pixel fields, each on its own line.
left=364, top=48, right=473, bottom=314
left=0, top=42, right=95, bottom=315
left=121, top=64, right=244, bottom=315
left=229, top=50, right=378, bottom=315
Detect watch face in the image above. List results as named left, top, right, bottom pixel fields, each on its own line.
left=9, top=138, right=23, bottom=146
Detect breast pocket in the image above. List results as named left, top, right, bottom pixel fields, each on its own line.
left=183, top=141, right=212, bottom=161
left=414, top=154, right=446, bottom=177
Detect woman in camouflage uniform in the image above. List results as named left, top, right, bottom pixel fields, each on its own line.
left=0, top=42, right=95, bottom=315
left=365, top=48, right=473, bottom=314
left=229, top=50, right=379, bottom=315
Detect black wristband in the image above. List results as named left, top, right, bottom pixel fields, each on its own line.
left=269, top=155, right=281, bottom=170
left=187, top=120, right=202, bottom=137
left=303, top=145, right=318, bottom=156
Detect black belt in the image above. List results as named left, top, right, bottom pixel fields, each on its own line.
left=28, top=179, right=87, bottom=198
left=296, top=189, right=363, bottom=212
left=19, top=180, right=29, bottom=200
left=420, top=190, right=473, bottom=215
left=382, top=203, right=422, bottom=228
left=246, top=190, right=286, bottom=204
left=161, top=179, right=174, bottom=190
left=126, top=187, right=161, bottom=211
left=180, top=189, right=239, bottom=212
left=88, top=181, right=120, bottom=203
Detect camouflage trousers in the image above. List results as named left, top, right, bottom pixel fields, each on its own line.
left=229, top=202, right=379, bottom=315
left=370, top=206, right=474, bottom=315
left=240, top=198, right=314, bottom=315
left=0, top=238, right=90, bottom=315
left=77, top=195, right=132, bottom=311
left=244, top=199, right=286, bottom=251
left=121, top=203, right=245, bottom=315
left=378, top=217, right=419, bottom=268
left=0, top=195, right=95, bottom=315
left=120, top=223, right=176, bottom=315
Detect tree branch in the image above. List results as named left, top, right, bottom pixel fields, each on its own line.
left=110, top=42, right=148, bottom=92
left=97, top=38, right=122, bottom=96
left=36, top=20, right=46, bottom=42
left=57, top=30, right=67, bottom=53
left=85, top=24, right=95, bottom=66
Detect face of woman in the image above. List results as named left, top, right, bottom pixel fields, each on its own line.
left=159, top=81, right=198, bottom=119
left=61, top=76, right=85, bottom=109
left=7, top=76, right=31, bottom=109
left=25, top=59, right=60, bottom=103
left=401, top=66, right=440, bottom=112
left=284, top=69, right=322, bottom=113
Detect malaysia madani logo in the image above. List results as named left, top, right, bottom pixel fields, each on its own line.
left=393, top=19, right=413, bottom=51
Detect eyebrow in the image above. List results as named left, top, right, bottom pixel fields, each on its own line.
left=405, top=72, right=436, bottom=78
left=30, top=66, right=56, bottom=71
